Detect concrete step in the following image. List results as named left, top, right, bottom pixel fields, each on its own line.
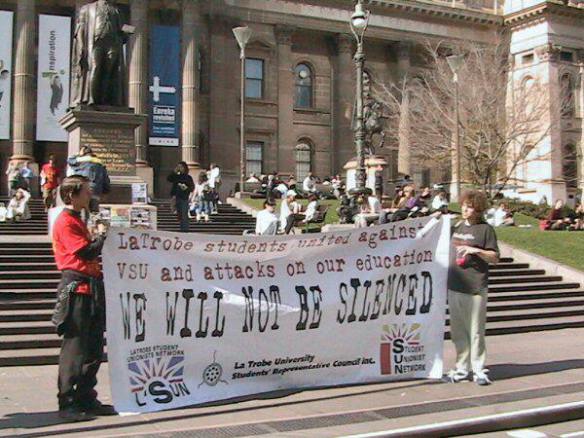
left=489, top=263, right=530, bottom=270
left=0, top=334, right=61, bottom=350
left=488, top=276, right=563, bottom=285
left=0, top=279, right=59, bottom=290
left=0, top=298, right=55, bottom=311
left=489, top=289, right=584, bottom=301
left=0, top=256, right=55, bottom=264
left=0, top=347, right=99, bottom=367
left=0, top=263, right=57, bottom=272
left=0, top=289, right=56, bottom=299
left=487, top=296, right=584, bottom=311
left=0, top=309, right=52, bottom=322
left=0, top=271, right=61, bottom=280
left=483, top=314, right=584, bottom=336
left=0, top=248, right=53, bottom=255
left=0, top=320, right=55, bottom=335
left=489, top=282, right=581, bottom=293
left=489, top=269, right=545, bottom=277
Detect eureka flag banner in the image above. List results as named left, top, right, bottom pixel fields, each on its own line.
left=102, top=217, right=450, bottom=414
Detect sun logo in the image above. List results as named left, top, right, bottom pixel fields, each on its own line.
left=380, top=323, right=421, bottom=375
left=128, top=356, right=190, bottom=406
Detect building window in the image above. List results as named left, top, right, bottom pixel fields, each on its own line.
left=245, top=58, right=264, bottom=99
left=561, top=73, right=575, bottom=118
left=246, top=141, right=263, bottom=176
left=560, top=51, right=574, bottom=62
left=521, top=53, right=534, bottom=65
left=294, top=63, right=313, bottom=108
left=295, top=142, right=312, bottom=181
left=563, top=144, right=578, bottom=189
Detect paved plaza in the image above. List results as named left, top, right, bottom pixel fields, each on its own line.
left=0, top=328, right=583, bottom=437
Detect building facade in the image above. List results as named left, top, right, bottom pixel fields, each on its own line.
left=0, top=0, right=581, bottom=202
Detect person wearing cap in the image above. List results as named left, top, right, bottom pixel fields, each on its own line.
left=280, top=190, right=301, bottom=234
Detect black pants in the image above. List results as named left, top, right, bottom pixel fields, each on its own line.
left=57, top=293, right=104, bottom=409
left=176, top=198, right=190, bottom=232
left=285, top=213, right=304, bottom=234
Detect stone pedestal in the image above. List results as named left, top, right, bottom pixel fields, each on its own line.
left=343, top=155, right=389, bottom=193
left=60, top=106, right=147, bottom=203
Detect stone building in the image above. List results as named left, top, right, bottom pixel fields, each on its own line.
left=0, top=0, right=581, bottom=202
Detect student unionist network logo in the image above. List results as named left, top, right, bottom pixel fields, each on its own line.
left=128, top=355, right=190, bottom=406
left=380, top=323, right=426, bottom=375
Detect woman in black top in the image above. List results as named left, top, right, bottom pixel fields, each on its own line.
left=167, top=161, right=194, bottom=232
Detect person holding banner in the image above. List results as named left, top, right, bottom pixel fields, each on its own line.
left=447, top=190, right=499, bottom=386
left=51, top=175, right=116, bottom=421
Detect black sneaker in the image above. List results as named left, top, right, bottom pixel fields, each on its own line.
left=81, top=399, right=118, bottom=416
left=58, top=406, right=96, bottom=422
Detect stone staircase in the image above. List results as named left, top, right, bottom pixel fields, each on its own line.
left=0, top=238, right=582, bottom=366
left=0, top=198, right=256, bottom=236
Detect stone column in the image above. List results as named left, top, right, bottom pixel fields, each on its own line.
left=334, top=33, right=355, bottom=173
left=128, top=0, right=154, bottom=192
left=396, top=41, right=411, bottom=179
left=276, top=26, right=295, bottom=174
left=129, top=0, right=149, bottom=166
left=181, top=0, right=201, bottom=170
left=11, top=0, right=35, bottom=163
left=579, top=52, right=584, bottom=194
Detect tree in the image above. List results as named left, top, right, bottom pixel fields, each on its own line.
left=373, top=34, right=564, bottom=199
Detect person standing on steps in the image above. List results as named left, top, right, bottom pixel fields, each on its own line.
left=167, top=161, right=194, bottom=232
left=51, top=175, right=117, bottom=421
left=446, top=190, right=499, bottom=386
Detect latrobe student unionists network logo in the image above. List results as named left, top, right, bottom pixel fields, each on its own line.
left=380, top=324, right=427, bottom=375
left=128, top=345, right=190, bottom=406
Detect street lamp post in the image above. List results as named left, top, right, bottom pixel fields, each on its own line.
left=579, top=60, right=584, bottom=194
left=233, top=26, right=253, bottom=194
left=447, top=54, right=464, bottom=202
left=349, top=0, right=371, bottom=196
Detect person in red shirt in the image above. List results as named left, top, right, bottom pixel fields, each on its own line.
left=51, top=175, right=115, bottom=421
left=41, top=154, right=61, bottom=210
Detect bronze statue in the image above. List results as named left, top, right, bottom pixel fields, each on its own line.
left=71, top=0, right=133, bottom=107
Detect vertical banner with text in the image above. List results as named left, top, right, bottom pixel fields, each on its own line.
left=148, top=25, right=180, bottom=147
left=0, top=11, right=14, bottom=140
left=36, top=14, right=71, bottom=142
left=103, top=217, right=451, bottom=414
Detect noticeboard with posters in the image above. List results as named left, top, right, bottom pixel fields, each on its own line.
left=98, top=204, right=157, bottom=230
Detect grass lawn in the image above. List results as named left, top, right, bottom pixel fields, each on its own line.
left=242, top=198, right=583, bottom=271
left=494, top=213, right=584, bottom=271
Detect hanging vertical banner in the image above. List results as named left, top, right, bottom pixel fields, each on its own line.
left=0, top=11, right=14, bottom=140
left=149, top=25, right=180, bottom=147
left=36, top=14, right=71, bottom=142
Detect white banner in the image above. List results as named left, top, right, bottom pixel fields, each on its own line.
left=0, top=11, right=13, bottom=140
left=102, top=217, right=450, bottom=414
left=36, top=14, right=71, bottom=142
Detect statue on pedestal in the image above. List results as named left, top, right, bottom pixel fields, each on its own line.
left=71, top=0, right=133, bottom=107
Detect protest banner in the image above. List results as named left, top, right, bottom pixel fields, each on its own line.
left=102, top=216, right=450, bottom=414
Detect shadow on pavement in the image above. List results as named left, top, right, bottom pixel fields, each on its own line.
left=0, top=380, right=429, bottom=436
left=3, top=360, right=583, bottom=436
left=488, top=359, right=584, bottom=380
left=0, top=411, right=85, bottom=431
